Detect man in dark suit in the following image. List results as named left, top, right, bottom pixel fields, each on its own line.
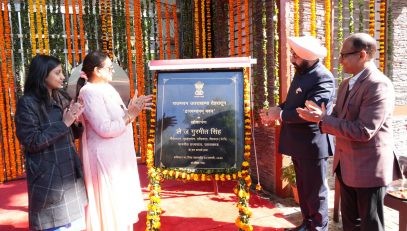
left=261, top=35, right=335, bottom=231
left=297, top=33, right=402, bottom=231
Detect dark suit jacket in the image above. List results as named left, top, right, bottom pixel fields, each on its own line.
left=321, top=64, right=401, bottom=187
left=279, top=61, right=335, bottom=159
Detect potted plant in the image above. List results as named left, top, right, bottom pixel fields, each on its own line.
left=281, top=161, right=299, bottom=204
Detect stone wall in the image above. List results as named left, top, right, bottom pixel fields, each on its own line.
left=390, top=0, right=407, bottom=156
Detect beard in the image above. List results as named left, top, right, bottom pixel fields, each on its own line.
left=292, top=60, right=310, bottom=73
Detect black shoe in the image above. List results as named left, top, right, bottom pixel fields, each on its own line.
left=284, top=223, right=308, bottom=231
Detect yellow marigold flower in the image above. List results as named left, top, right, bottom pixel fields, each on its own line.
left=182, top=172, right=187, bottom=179
left=232, top=173, right=237, bottom=179
left=256, top=184, right=262, bottom=191
left=152, top=221, right=161, bottom=229
left=242, top=161, right=249, bottom=167
left=215, top=174, right=219, bottom=181
left=201, top=174, right=206, bottom=181
left=226, top=174, right=231, bottom=180
left=194, top=174, right=199, bottom=181
left=175, top=171, right=180, bottom=178
left=238, top=172, right=242, bottom=177
left=186, top=174, right=191, bottom=180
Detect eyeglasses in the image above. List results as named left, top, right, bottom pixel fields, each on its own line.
left=339, top=50, right=361, bottom=59
left=99, top=65, right=114, bottom=72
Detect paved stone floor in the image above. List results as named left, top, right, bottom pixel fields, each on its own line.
left=256, top=158, right=400, bottom=231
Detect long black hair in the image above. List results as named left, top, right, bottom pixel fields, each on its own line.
left=24, top=54, right=62, bottom=104
left=75, top=51, right=108, bottom=101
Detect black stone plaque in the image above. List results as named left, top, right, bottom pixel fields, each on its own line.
left=154, top=70, right=244, bottom=170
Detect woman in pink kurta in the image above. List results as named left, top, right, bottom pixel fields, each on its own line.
left=76, top=51, right=152, bottom=231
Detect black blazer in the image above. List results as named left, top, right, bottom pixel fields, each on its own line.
left=278, top=61, right=335, bottom=159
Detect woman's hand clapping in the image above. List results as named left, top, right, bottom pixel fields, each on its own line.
left=63, top=100, right=85, bottom=127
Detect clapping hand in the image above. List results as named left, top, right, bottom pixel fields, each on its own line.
left=128, top=94, right=153, bottom=115
left=296, top=100, right=326, bottom=123
left=63, top=100, right=85, bottom=126
left=259, top=106, right=281, bottom=126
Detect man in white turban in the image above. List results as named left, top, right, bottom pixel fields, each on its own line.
left=261, top=35, right=335, bottom=231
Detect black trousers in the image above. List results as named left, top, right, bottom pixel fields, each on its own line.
left=336, top=167, right=386, bottom=231
left=292, top=157, right=329, bottom=231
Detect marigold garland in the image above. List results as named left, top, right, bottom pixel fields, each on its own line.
left=64, top=0, right=73, bottom=64
left=71, top=0, right=80, bottom=63
left=206, top=0, right=212, bottom=58
left=201, top=0, right=206, bottom=58
left=349, top=0, right=354, bottom=33
left=244, top=0, right=250, bottom=56
left=157, top=0, right=164, bottom=59
left=124, top=0, right=138, bottom=152
left=293, top=0, right=299, bottom=37
left=324, top=0, right=331, bottom=70
left=369, top=0, right=375, bottom=37
left=134, top=0, right=147, bottom=161
left=172, top=4, right=179, bottom=58
left=28, top=0, right=36, bottom=55
left=78, top=0, right=86, bottom=59
left=146, top=67, right=253, bottom=230
left=337, top=0, right=344, bottom=83
left=379, top=0, right=386, bottom=71
left=3, top=0, right=19, bottom=179
left=0, top=6, right=12, bottom=181
left=236, top=0, right=242, bottom=56
left=358, top=0, right=364, bottom=32
left=310, top=0, right=316, bottom=37
left=106, top=0, right=113, bottom=58
left=41, top=0, right=49, bottom=54
left=165, top=1, right=171, bottom=59
left=229, top=0, right=235, bottom=56
left=101, top=0, right=107, bottom=54
left=194, top=0, right=200, bottom=57
left=36, top=0, right=43, bottom=53
left=0, top=68, right=5, bottom=183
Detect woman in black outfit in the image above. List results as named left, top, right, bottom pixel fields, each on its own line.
left=15, top=55, right=87, bottom=231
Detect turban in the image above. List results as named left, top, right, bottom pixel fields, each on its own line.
left=288, top=36, right=327, bottom=61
